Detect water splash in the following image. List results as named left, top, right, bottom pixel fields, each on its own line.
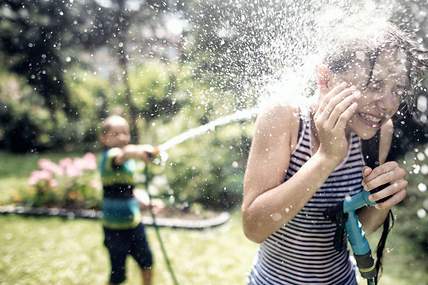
left=158, top=107, right=259, bottom=152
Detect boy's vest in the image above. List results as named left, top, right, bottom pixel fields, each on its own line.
left=99, top=148, right=142, bottom=229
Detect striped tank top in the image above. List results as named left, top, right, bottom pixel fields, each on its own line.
left=248, top=109, right=364, bottom=285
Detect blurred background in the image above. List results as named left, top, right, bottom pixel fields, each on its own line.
left=0, top=0, right=427, bottom=284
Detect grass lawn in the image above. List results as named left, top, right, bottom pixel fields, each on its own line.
left=0, top=151, right=427, bottom=285
left=0, top=214, right=257, bottom=285
left=0, top=214, right=426, bottom=285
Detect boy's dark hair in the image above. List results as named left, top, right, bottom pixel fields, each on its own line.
left=323, top=22, right=428, bottom=113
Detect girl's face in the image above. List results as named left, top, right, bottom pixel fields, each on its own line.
left=331, top=49, right=408, bottom=139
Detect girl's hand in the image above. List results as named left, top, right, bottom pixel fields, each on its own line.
left=362, top=162, right=408, bottom=209
left=314, top=82, right=361, bottom=164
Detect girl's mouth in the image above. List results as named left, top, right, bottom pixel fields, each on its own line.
left=357, top=112, right=383, bottom=128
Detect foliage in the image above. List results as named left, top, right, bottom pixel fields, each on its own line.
left=0, top=0, right=83, bottom=117
left=21, top=153, right=101, bottom=209
left=163, top=122, right=252, bottom=210
left=0, top=68, right=110, bottom=152
left=127, top=61, right=193, bottom=123
left=393, top=144, right=428, bottom=260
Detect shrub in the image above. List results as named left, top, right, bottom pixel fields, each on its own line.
left=23, top=153, right=101, bottom=209
left=163, top=123, right=252, bottom=210
left=394, top=145, right=428, bottom=260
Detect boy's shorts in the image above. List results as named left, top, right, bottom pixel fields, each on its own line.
left=103, top=222, right=153, bottom=284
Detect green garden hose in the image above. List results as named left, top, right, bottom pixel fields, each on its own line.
left=144, top=165, right=180, bottom=285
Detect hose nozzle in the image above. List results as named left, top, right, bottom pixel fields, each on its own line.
left=355, top=253, right=377, bottom=279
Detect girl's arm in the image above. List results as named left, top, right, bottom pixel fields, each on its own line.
left=358, top=120, right=407, bottom=234
left=242, top=84, right=359, bottom=243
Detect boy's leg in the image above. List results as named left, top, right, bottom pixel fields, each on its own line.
left=129, top=223, right=154, bottom=285
left=141, top=268, right=153, bottom=285
left=104, top=227, right=130, bottom=284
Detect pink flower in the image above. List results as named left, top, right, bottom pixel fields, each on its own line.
left=48, top=179, right=58, bottom=188
left=73, top=153, right=97, bottom=171
left=28, top=170, right=52, bottom=186
left=59, top=158, right=73, bottom=170
left=73, top=158, right=85, bottom=172
left=38, top=159, right=63, bottom=176
left=65, top=163, right=82, bottom=177
left=82, top=153, right=97, bottom=170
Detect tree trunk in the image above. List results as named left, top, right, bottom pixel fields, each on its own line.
left=116, top=0, right=139, bottom=143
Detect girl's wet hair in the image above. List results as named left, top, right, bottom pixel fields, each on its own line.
left=323, top=22, right=428, bottom=113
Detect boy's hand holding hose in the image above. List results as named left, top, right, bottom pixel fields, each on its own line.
left=313, top=81, right=361, bottom=166
left=119, top=144, right=160, bottom=163
left=139, top=144, right=160, bottom=162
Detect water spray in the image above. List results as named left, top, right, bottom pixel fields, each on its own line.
left=141, top=108, right=258, bottom=285
left=157, top=108, right=259, bottom=152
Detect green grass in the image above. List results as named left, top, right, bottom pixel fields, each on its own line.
left=0, top=213, right=257, bottom=285
left=0, top=214, right=427, bottom=285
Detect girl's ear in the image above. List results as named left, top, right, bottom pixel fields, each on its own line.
left=316, top=64, right=332, bottom=94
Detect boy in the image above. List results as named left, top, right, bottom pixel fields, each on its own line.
left=99, top=115, right=159, bottom=285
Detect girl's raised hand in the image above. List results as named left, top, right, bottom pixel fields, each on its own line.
left=362, top=162, right=408, bottom=209
left=314, top=82, right=361, bottom=165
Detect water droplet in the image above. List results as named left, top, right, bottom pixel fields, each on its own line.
left=417, top=209, right=426, bottom=219
left=418, top=183, right=427, bottom=192
left=421, top=164, right=428, bottom=174
left=270, top=212, right=282, bottom=221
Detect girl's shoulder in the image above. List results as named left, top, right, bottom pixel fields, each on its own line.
left=255, top=102, right=303, bottom=148
left=257, top=103, right=301, bottom=126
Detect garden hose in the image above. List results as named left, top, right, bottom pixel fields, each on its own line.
left=144, top=165, right=180, bottom=285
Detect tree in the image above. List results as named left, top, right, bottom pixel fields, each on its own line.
left=0, top=0, right=80, bottom=119
left=1, top=0, right=189, bottom=144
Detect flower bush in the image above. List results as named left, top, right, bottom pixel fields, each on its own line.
left=24, top=153, right=102, bottom=209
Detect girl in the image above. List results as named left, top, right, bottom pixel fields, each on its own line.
left=242, top=22, right=427, bottom=285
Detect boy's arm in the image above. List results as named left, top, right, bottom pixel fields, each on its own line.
left=134, top=188, right=165, bottom=212
left=113, top=144, right=159, bottom=165
left=134, top=189, right=151, bottom=207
